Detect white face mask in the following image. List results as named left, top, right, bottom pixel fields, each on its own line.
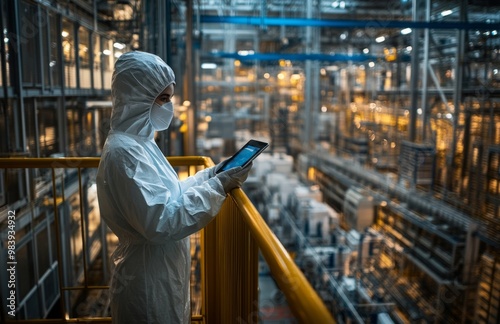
left=150, top=102, right=174, bottom=131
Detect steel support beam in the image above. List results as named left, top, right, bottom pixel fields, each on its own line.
left=420, top=0, right=430, bottom=141
left=409, top=0, right=421, bottom=142
left=200, top=15, right=500, bottom=30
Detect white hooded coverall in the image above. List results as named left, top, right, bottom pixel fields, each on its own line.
left=96, top=51, right=227, bottom=323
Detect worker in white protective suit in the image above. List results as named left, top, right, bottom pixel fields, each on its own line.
left=96, top=51, right=252, bottom=324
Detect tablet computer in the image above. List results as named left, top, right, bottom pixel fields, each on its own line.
left=216, top=139, right=269, bottom=174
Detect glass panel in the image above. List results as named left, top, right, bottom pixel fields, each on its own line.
left=68, top=192, right=84, bottom=283
left=49, top=12, right=61, bottom=87
left=78, top=26, right=91, bottom=89
left=38, top=106, right=59, bottom=156
left=66, top=107, right=82, bottom=156
left=62, top=18, right=76, bottom=88
left=37, top=226, right=51, bottom=277
left=19, top=0, right=41, bottom=86
left=95, top=108, right=112, bottom=154
left=43, top=269, right=58, bottom=309
left=41, top=9, right=50, bottom=88
left=26, top=289, right=41, bottom=319
left=80, top=111, right=96, bottom=156
left=24, top=99, right=37, bottom=156
left=0, top=1, right=4, bottom=87
left=92, top=34, right=102, bottom=90
left=0, top=100, right=11, bottom=152
left=17, top=242, right=35, bottom=301
left=50, top=220, right=57, bottom=264
left=102, top=38, right=113, bottom=89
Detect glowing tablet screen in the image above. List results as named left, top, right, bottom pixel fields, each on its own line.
left=217, top=140, right=268, bottom=173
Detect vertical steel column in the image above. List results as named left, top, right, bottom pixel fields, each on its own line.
left=99, top=36, right=104, bottom=92
left=75, top=23, right=81, bottom=89
left=164, top=0, right=173, bottom=155
left=8, top=0, right=26, bottom=152
left=92, top=0, right=98, bottom=91
left=311, top=17, right=320, bottom=146
left=420, top=0, right=430, bottom=141
left=33, top=100, right=40, bottom=157
left=224, top=7, right=236, bottom=118
left=185, top=0, right=196, bottom=155
left=447, top=0, right=466, bottom=191
left=303, top=0, right=313, bottom=148
left=0, top=1, right=11, bottom=152
left=89, top=31, right=95, bottom=91
left=157, top=0, right=166, bottom=60
left=93, top=0, right=98, bottom=31
left=37, top=4, right=45, bottom=93
left=409, top=0, right=421, bottom=142
left=57, top=14, right=68, bottom=155
left=156, top=0, right=167, bottom=154
left=165, top=0, right=172, bottom=67
left=45, top=9, right=54, bottom=89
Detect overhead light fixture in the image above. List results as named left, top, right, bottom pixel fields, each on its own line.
left=331, top=1, right=345, bottom=9
left=237, top=50, right=254, bottom=56
left=401, top=28, right=412, bottom=35
left=441, top=10, right=453, bottom=17
left=375, top=36, right=385, bottom=43
left=61, top=31, right=69, bottom=38
left=113, top=42, right=126, bottom=50
left=363, top=48, right=369, bottom=54
left=201, top=63, right=217, bottom=69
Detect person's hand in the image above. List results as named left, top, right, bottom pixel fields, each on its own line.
left=207, top=160, right=225, bottom=178
left=215, top=162, right=253, bottom=193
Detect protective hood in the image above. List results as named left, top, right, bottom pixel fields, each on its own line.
left=110, top=51, right=176, bottom=138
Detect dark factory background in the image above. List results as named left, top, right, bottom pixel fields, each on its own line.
left=1, top=0, right=500, bottom=323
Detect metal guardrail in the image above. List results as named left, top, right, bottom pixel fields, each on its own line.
left=0, top=157, right=335, bottom=324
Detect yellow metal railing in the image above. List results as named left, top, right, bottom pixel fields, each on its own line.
left=0, top=157, right=335, bottom=324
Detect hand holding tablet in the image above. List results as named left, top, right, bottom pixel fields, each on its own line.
left=216, top=139, right=269, bottom=174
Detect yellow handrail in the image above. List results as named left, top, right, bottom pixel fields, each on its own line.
left=0, top=156, right=211, bottom=169
left=0, top=157, right=335, bottom=324
left=232, top=189, right=335, bottom=323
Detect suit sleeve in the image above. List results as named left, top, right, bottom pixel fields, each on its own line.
left=106, top=147, right=226, bottom=243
